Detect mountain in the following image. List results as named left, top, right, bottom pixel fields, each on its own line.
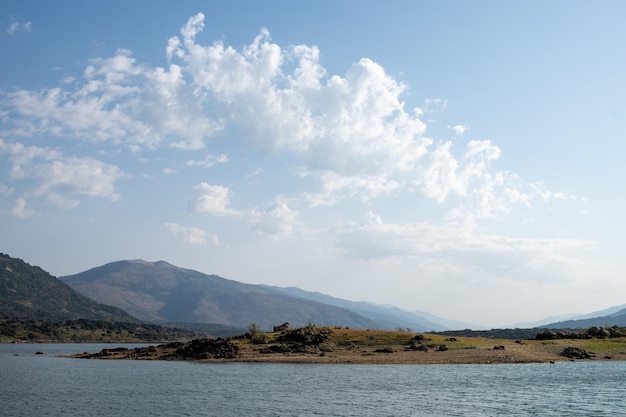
left=61, top=260, right=380, bottom=330
left=263, top=285, right=450, bottom=331
left=0, top=253, right=137, bottom=322
left=543, top=304, right=626, bottom=329
left=411, top=309, right=484, bottom=331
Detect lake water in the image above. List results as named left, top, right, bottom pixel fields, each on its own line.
left=1, top=343, right=624, bottom=416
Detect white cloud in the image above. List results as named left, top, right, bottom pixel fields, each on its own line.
left=165, top=222, right=207, bottom=245
left=188, top=182, right=238, bottom=216
left=249, top=197, right=298, bottom=237
left=186, top=154, right=228, bottom=168
left=6, top=18, right=31, bottom=36
left=303, top=172, right=400, bottom=207
left=1, top=49, right=223, bottom=150
left=11, top=197, right=35, bottom=218
left=0, top=139, right=124, bottom=208
left=0, top=13, right=578, bottom=221
left=448, top=124, right=469, bottom=135
left=335, top=211, right=598, bottom=286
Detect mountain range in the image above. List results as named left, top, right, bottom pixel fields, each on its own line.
left=3, top=252, right=626, bottom=332
left=60, top=259, right=460, bottom=331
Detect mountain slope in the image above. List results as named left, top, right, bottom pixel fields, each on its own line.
left=61, top=260, right=377, bottom=330
left=264, top=285, right=450, bottom=331
left=544, top=312, right=626, bottom=329
left=0, top=253, right=138, bottom=322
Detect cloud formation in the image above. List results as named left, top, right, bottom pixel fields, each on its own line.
left=0, top=139, right=124, bottom=210
left=6, top=18, right=31, bottom=36
left=188, top=183, right=238, bottom=216
left=165, top=222, right=207, bottom=245
left=0, top=12, right=578, bottom=229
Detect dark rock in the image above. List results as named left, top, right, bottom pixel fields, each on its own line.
left=559, top=347, right=593, bottom=360
left=273, top=322, right=291, bottom=332
left=535, top=329, right=558, bottom=340
left=276, top=326, right=332, bottom=345
left=170, top=338, right=240, bottom=360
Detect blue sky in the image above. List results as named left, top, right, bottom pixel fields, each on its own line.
left=2, top=1, right=625, bottom=327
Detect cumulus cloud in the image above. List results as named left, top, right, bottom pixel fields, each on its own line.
left=188, top=182, right=238, bottom=216
left=188, top=182, right=298, bottom=238
left=11, top=197, right=35, bottom=218
left=1, top=49, right=223, bottom=150
left=0, top=139, right=124, bottom=208
left=165, top=222, right=207, bottom=245
left=0, top=12, right=577, bottom=221
left=249, top=197, right=298, bottom=237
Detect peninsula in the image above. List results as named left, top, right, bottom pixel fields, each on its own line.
left=72, top=325, right=626, bottom=364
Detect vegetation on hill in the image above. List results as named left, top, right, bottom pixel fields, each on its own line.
left=431, top=328, right=542, bottom=340
left=0, top=253, right=137, bottom=322
left=0, top=316, right=198, bottom=343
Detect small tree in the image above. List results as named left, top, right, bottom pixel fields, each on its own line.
left=248, top=322, right=261, bottom=336
left=247, top=322, right=267, bottom=344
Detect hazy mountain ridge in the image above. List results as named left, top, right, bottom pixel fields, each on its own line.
left=543, top=310, right=626, bottom=329
left=61, top=260, right=381, bottom=330
left=5, top=252, right=626, bottom=332
left=262, top=285, right=452, bottom=331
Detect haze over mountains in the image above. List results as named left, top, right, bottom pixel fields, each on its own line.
left=3, top=252, right=626, bottom=332
left=60, top=259, right=461, bottom=331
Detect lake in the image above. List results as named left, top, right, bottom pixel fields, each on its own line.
left=1, top=343, right=624, bottom=416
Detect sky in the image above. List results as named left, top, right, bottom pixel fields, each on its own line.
left=1, top=1, right=625, bottom=328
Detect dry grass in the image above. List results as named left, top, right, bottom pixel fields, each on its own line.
left=70, top=327, right=626, bottom=365
left=228, top=327, right=626, bottom=365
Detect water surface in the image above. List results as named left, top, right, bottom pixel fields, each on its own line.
left=1, top=343, right=623, bottom=416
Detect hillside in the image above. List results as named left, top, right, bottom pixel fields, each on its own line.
left=544, top=311, right=626, bottom=329
left=264, top=285, right=450, bottom=331
left=0, top=253, right=138, bottom=323
left=61, top=260, right=379, bottom=330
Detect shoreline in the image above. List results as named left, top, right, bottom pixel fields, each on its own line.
left=67, top=327, right=626, bottom=365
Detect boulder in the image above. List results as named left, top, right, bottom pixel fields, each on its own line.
left=559, top=347, right=593, bottom=360
left=273, top=322, right=291, bottom=332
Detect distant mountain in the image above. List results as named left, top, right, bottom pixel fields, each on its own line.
left=411, top=309, right=484, bottom=331
left=264, top=285, right=450, bottom=331
left=61, top=260, right=379, bottom=330
left=543, top=304, right=626, bottom=329
left=0, top=253, right=137, bottom=322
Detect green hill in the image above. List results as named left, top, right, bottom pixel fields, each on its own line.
left=0, top=253, right=138, bottom=322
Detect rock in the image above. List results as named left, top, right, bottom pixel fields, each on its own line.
left=587, top=326, right=610, bottom=338
left=535, top=329, right=557, bottom=340
left=559, top=347, right=593, bottom=360
left=277, top=326, right=332, bottom=345
left=273, top=322, right=291, bottom=332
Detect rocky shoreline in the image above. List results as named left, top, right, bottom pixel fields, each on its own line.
left=71, top=325, right=626, bottom=365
